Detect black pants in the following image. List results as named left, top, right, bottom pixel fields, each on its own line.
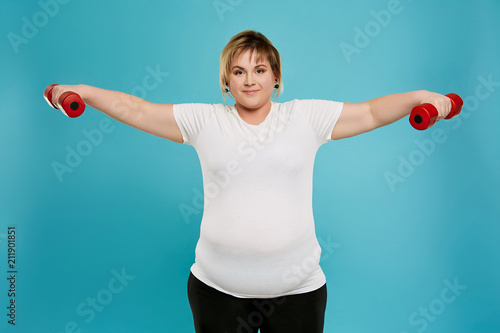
left=187, top=273, right=327, bottom=333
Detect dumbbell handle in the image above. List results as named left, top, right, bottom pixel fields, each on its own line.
left=43, top=84, right=85, bottom=118
left=409, top=93, right=463, bottom=130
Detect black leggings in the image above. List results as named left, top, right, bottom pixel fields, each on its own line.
left=187, top=273, right=327, bottom=333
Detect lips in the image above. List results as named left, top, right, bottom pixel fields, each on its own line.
left=243, top=90, right=259, bottom=95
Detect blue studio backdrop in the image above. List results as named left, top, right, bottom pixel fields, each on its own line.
left=1, top=1, right=499, bottom=332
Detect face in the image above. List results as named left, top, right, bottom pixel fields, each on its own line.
left=227, top=49, right=277, bottom=110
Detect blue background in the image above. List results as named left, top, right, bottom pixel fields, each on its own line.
left=1, top=0, right=499, bottom=332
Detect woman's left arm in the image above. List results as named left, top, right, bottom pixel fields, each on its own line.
left=331, top=90, right=452, bottom=140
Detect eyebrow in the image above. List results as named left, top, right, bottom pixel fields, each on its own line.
left=231, top=64, right=268, bottom=70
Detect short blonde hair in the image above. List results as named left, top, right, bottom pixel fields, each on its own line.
left=220, top=30, right=282, bottom=104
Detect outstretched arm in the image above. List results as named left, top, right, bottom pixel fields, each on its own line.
left=49, top=84, right=183, bottom=143
left=331, top=90, right=452, bottom=140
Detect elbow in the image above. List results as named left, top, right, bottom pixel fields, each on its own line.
left=366, top=101, right=386, bottom=130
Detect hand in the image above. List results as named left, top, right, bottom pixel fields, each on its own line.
left=418, top=90, right=452, bottom=122
left=49, top=84, right=85, bottom=109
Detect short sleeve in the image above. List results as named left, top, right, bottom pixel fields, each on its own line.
left=173, top=103, right=215, bottom=145
left=293, top=99, right=344, bottom=145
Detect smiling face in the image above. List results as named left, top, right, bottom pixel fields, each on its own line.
left=228, top=49, right=277, bottom=111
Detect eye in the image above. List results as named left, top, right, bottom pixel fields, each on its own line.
left=234, top=70, right=244, bottom=75
left=256, top=69, right=266, bottom=74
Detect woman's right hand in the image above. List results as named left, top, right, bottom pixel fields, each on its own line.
left=49, top=84, right=86, bottom=109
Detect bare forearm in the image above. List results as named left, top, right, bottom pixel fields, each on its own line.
left=49, top=84, right=181, bottom=142
left=333, top=90, right=452, bottom=140
left=368, top=90, right=426, bottom=127
left=72, top=84, right=146, bottom=126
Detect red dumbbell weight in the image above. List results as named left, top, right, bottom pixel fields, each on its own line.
left=409, top=93, right=463, bottom=130
left=43, top=84, right=85, bottom=118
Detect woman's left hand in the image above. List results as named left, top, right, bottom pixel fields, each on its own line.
left=418, top=90, right=453, bottom=122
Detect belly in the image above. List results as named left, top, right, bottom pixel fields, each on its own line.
left=201, top=192, right=314, bottom=255
left=193, top=203, right=322, bottom=297
left=192, top=229, right=324, bottom=297
left=193, top=169, right=322, bottom=296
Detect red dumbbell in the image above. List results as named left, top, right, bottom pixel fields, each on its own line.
left=409, top=93, right=463, bottom=130
left=43, top=84, right=85, bottom=118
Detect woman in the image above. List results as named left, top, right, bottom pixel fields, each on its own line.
left=48, top=30, right=452, bottom=333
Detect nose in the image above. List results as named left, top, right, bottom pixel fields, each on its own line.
left=244, top=72, right=255, bottom=86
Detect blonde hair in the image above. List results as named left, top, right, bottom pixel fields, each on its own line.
left=220, top=30, right=282, bottom=104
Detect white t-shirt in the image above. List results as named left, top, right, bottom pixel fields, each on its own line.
left=173, top=99, right=343, bottom=298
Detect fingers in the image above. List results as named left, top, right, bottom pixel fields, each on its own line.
left=434, top=97, right=452, bottom=122
left=44, top=84, right=86, bottom=118
left=50, top=84, right=75, bottom=109
left=50, top=85, right=65, bottom=109
left=421, top=92, right=452, bottom=122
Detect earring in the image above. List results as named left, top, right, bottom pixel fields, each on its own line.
left=274, top=83, right=279, bottom=89
left=225, top=87, right=229, bottom=93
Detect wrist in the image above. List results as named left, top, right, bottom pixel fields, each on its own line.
left=414, top=90, right=428, bottom=105
left=74, top=84, right=91, bottom=104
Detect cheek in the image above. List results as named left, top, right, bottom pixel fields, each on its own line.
left=229, top=77, right=241, bottom=88
left=261, top=78, right=275, bottom=90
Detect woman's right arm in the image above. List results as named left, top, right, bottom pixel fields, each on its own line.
left=50, top=84, right=183, bottom=143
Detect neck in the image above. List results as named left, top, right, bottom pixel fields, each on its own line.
left=235, top=100, right=272, bottom=125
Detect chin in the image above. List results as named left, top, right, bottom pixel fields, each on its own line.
left=238, top=99, right=265, bottom=109
left=237, top=94, right=272, bottom=106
